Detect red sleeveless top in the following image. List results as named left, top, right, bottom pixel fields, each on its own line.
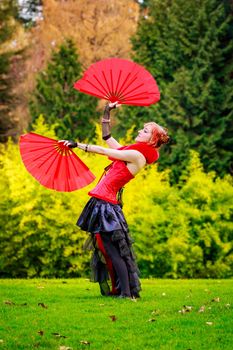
left=88, top=142, right=159, bottom=204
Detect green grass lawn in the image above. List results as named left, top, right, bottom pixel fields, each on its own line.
left=0, top=279, right=232, bottom=350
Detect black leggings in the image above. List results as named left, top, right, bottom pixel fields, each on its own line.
left=100, top=232, right=131, bottom=297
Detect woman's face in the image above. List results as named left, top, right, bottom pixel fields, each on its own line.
left=135, top=124, right=153, bottom=143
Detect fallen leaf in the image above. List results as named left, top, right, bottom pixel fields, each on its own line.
left=178, top=308, right=190, bottom=314
left=148, top=318, right=156, bottom=322
left=33, top=342, right=40, bottom=348
left=198, top=305, right=205, bottom=313
left=80, top=340, right=90, bottom=345
left=38, top=302, right=48, bottom=309
left=109, top=315, right=117, bottom=321
left=211, top=297, right=220, bottom=302
left=37, top=330, right=44, bottom=336
left=151, top=309, right=160, bottom=316
left=51, top=333, right=67, bottom=338
left=204, top=289, right=211, bottom=294
left=183, top=305, right=193, bottom=310
left=206, top=322, right=213, bottom=326
left=59, top=346, right=73, bottom=350
left=4, top=300, right=15, bottom=305
left=179, top=305, right=192, bottom=314
left=20, top=303, right=27, bottom=306
left=178, top=309, right=185, bottom=314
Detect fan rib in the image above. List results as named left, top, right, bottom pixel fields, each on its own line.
left=125, top=96, right=150, bottom=101
left=114, top=70, right=122, bottom=96
left=117, top=72, right=132, bottom=97
left=121, top=84, right=147, bottom=99
left=118, top=78, right=143, bottom=99
left=43, top=150, right=61, bottom=175
left=68, top=152, right=94, bottom=189
left=102, top=70, right=112, bottom=96
left=65, top=149, right=71, bottom=191
left=85, top=77, right=108, bottom=97
left=23, top=139, right=55, bottom=145
left=24, top=143, right=56, bottom=153
left=92, top=75, right=109, bottom=96
left=22, top=146, right=57, bottom=165
left=110, top=69, right=114, bottom=97
left=52, top=151, right=63, bottom=185
left=28, top=132, right=57, bottom=142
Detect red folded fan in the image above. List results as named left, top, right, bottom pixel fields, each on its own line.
left=19, top=132, right=95, bottom=192
left=74, top=58, right=160, bottom=106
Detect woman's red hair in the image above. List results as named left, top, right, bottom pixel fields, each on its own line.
left=144, top=122, right=170, bottom=148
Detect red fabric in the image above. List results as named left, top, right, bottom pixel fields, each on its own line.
left=74, top=58, right=160, bottom=107
left=88, top=161, right=134, bottom=204
left=109, top=142, right=159, bottom=164
left=19, top=132, right=95, bottom=192
left=89, top=142, right=159, bottom=204
left=95, top=233, right=118, bottom=294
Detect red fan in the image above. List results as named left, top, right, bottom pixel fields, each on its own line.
left=19, top=132, right=95, bottom=192
left=74, top=58, right=160, bottom=106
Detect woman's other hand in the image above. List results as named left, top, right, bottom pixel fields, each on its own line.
left=58, top=140, right=77, bottom=148
left=106, top=101, right=121, bottom=111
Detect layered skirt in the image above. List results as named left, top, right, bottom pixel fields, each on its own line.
left=77, top=197, right=141, bottom=297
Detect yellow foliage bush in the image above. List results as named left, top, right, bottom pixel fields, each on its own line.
left=0, top=119, right=232, bottom=278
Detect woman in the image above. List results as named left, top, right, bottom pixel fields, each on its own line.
left=61, top=102, right=170, bottom=299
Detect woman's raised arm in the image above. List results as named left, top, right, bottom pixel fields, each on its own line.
left=102, top=102, right=122, bottom=149
left=105, top=136, right=122, bottom=149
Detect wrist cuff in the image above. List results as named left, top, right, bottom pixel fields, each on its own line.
left=103, top=134, right=111, bottom=140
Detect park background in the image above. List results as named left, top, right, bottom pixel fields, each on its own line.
left=0, top=0, right=232, bottom=280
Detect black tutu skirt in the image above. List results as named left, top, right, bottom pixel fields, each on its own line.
left=77, top=197, right=141, bottom=297
left=77, top=196, right=128, bottom=234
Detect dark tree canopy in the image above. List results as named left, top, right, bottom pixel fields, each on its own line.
left=0, top=0, right=19, bottom=142
left=116, top=0, right=233, bottom=182
left=30, top=39, right=99, bottom=141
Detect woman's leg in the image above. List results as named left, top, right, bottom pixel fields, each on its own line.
left=95, top=233, right=118, bottom=295
left=100, top=232, right=131, bottom=297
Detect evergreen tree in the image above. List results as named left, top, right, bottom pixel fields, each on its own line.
left=116, top=0, right=233, bottom=182
left=30, top=39, right=99, bottom=141
left=0, top=0, right=18, bottom=142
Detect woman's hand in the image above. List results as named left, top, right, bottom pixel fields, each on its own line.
left=58, top=140, right=77, bottom=148
left=105, top=101, right=121, bottom=112
left=109, top=101, right=121, bottom=109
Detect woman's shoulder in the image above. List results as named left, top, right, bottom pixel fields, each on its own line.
left=120, top=142, right=159, bottom=164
